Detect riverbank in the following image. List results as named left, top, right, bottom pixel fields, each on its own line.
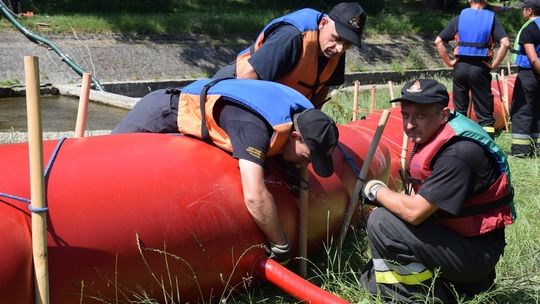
left=1, top=29, right=446, bottom=87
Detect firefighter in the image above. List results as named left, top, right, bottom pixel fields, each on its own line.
left=360, top=79, right=515, bottom=303
left=510, top=0, right=540, bottom=157
left=212, top=2, right=366, bottom=108
left=111, top=78, right=339, bottom=264
left=435, top=0, right=510, bottom=138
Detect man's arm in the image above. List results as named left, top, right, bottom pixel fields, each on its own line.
left=524, top=43, right=540, bottom=74
left=371, top=188, right=439, bottom=225
left=484, top=37, right=510, bottom=70
left=236, top=61, right=260, bottom=79
left=238, top=159, right=288, bottom=245
left=435, top=36, right=457, bottom=67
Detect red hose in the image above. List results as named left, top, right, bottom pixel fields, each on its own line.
left=259, top=258, right=349, bottom=304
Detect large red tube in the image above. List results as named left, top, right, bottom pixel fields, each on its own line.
left=259, top=258, right=349, bottom=304
left=0, top=76, right=515, bottom=303
left=0, top=128, right=390, bottom=303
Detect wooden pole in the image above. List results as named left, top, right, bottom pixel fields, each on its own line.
left=74, top=72, right=92, bottom=138
left=388, top=81, right=396, bottom=108
left=24, top=55, right=50, bottom=304
left=337, top=110, right=391, bottom=251
left=369, top=85, right=376, bottom=113
left=298, top=166, right=309, bottom=278
left=495, top=73, right=510, bottom=132
left=400, top=132, right=408, bottom=172
left=467, top=92, right=473, bottom=118
left=501, top=70, right=510, bottom=114
left=507, top=61, right=512, bottom=76
left=352, top=80, right=360, bottom=121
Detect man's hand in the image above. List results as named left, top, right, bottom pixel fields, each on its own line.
left=268, top=239, right=291, bottom=265
left=362, top=179, right=387, bottom=203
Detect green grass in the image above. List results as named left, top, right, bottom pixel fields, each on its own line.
left=0, top=1, right=525, bottom=37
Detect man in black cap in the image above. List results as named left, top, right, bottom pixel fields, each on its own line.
left=510, top=0, right=540, bottom=157
left=435, top=0, right=510, bottom=138
left=212, top=2, right=366, bottom=108
left=112, top=78, right=339, bottom=264
left=360, top=79, right=515, bottom=303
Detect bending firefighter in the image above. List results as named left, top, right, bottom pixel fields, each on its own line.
left=111, top=78, right=339, bottom=264
left=360, top=79, right=516, bottom=303
left=213, top=2, right=366, bottom=108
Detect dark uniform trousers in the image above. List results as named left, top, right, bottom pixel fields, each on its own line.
left=111, top=88, right=180, bottom=134
left=361, top=208, right=505, bottom=303
left=453, top=58, right=496, bottom=135
left=511, top=68, right=540, bottom=156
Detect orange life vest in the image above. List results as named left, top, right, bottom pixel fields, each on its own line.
left=177, top=78, right=313, bottom=156
left=236, top=9, right=342, bottom=102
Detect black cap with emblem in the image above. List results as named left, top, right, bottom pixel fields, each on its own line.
left=295, top=109, right=339, bottom=178
left=390, top=79, right=450, bottom=106
left=328, top=2, right=367, bottom=48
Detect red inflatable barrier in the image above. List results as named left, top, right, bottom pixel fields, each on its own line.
left=0, top=115, right=398, bottom=303
left=0, top=76, right=515, bottom=303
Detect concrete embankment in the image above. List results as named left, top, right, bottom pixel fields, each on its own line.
left=1, top=29, right=453, bottom=90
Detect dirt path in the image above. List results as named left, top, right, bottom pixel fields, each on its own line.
left=0, top=29, right=443, bottom=86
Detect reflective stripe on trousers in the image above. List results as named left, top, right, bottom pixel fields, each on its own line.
left=373, top=258, right=433, bottom=285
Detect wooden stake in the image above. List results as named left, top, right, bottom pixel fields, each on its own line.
left=352, top=80, right=360, bottom=121
left=337, top=110, right=391, bottom=251
left=75, top=72, right=92, bottom=138
left=388, top=81, right=396, bottom=108
left=400, top=132, right=408, bottom=172
left=501, top=70, right=510, bottom=114
left=495, top=73, right=510, bottom=132
left=370, top=85, right=376, bottom=113
left=507, top=61, right=511, bottom=76
left=24, top=55, right=50, bottom=304
left=298, top=166, right=309, bottom=278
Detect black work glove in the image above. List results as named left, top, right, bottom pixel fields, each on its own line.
left=361, top=179, right=387, bottom=204
left=268, top=239, right=291, bottom=265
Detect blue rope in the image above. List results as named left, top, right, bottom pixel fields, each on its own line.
left=0, top=137, right=66, bottom=213
left=337, top=143, right=362, bottom=179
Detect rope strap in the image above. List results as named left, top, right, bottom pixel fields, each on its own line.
left=0, top=137, right=66, bottom=213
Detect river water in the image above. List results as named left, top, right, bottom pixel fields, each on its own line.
left=0, top=95, right=129, bottom=132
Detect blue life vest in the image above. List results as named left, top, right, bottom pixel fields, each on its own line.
left=181, top=78, right=312, bottom=126
left=178, top=79, right=313, bottom=155
left=513, top=18, right=540, bottom=68
left=456, top=8, right=494, bottom=57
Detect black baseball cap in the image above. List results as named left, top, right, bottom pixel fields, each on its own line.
left=295, top=109, right=339, bottom=178
left=328, top=2, right=366, bottom=48
left=390, top=79, right=450, bottom=106
left=518, top=0, right=540, bottom=9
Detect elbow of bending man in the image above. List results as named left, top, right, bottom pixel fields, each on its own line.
left=236, top=62, right=260, bottom=79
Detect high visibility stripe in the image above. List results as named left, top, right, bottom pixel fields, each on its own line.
left=375, top=269, right=433, bottom=285
left=483, top=126, right=495, bottom=134
left=511, top=138, right=532, bottom=145
left=373, top=258, right=433, bottom=285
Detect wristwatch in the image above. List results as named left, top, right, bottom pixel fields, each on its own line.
left=368, top=183, right=385, bottom=201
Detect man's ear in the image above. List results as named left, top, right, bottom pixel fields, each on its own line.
left=441, top=107, right=451, bottom=123
left=319, top=16, right=329, bottom=29
left=290, top=130, right=301, bottom=140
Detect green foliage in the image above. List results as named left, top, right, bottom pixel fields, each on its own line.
left=7, top=0, right=520, bottom=36
left=0, top=79, right=20, bottom=87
